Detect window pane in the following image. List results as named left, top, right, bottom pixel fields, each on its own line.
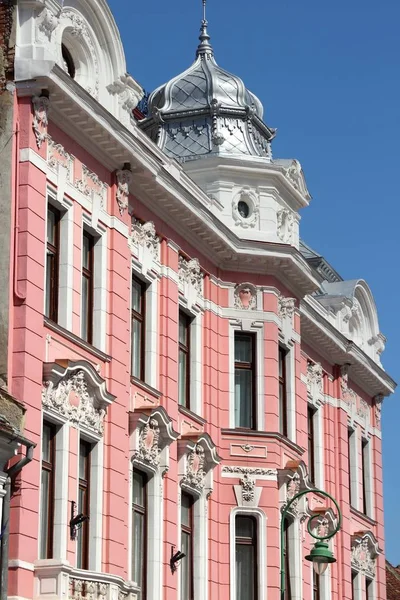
left=279, top=348, right=285, bottom=377
left=79, top=441, right=90, bottom=480
left=132, top=278, right=143, bottom=314
left=179, top=312, right=188, bottom=345
left=42, top=424, right=52, bottom=462
left=236, top=544, right=255, bottom=600
left=181, top=493, right=192, bottom=527
left=81, top=276, right=89, bottom=340
left=45, top=252, right=53, bottom=318
left=131, top=318, right=142, bottom=378
left=47, top=208, right=56, bottom=245
left=39, top=469, right=50, bottom=559
left=235, top=335, right=252, bottom=363
left=181, top=530, right=192, bottom=600
left=132, top=511, right=144, bottom=585
left=132, top=471, right=145, bottom=507
left=82, top=233, right=91, bottom=269
left=236, top=516, right=254, bottom=539
left=235, top=369, right=252, bottom=428
left=179, top=349, right=188, bottom=406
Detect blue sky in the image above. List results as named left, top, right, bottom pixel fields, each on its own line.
left=108, top=0, right=400, bottom=564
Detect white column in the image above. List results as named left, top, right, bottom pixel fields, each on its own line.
left=53, top=423, right=69, bottom=560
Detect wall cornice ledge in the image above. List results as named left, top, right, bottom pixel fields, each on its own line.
left=300, top=300, right=396, bottom=397
left=221, top=429, right=305, bottom=455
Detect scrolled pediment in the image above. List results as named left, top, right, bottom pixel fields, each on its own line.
left=42, top=360, right=115, bottom=435
left=178, top=433, right=221, bottom=497
left=131, top=406, right=179, bottom=474
left=351, top=531, right=380, bottom=578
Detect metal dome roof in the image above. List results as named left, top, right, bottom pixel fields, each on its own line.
left=139, top=11, right=276, bottom=162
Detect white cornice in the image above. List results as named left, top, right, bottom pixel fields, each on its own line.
left=300, top=298, right=395, bottom=397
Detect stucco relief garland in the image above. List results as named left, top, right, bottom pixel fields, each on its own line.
left=42, top=370, right=106, bottom=435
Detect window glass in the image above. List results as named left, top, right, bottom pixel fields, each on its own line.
left=131, top=276, right=145, bottom=380
left=132, top=470, right=147, bottom=591
left=236, top=515, right=257, bottom=600
left=179, top=312, right=191, bottom=407
left=234, top=333, right=255, bottom=429
left=181, top=493, right=193, bottom=600
left=40, top=422, right=56, bottom=559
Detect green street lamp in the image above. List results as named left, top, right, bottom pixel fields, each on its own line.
left=280, top=488, right=342, bottom=598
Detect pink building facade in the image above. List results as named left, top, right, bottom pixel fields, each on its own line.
left=0, top=1, right=396, bottom=600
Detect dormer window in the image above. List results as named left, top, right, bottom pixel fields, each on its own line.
left=62, top=44, right=75, bottom=78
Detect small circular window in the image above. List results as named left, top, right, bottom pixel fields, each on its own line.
left=62, top=44, right=75, bottom=79
left=238, top=200, right=250, bottom=219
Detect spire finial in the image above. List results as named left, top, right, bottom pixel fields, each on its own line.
left=196, top=0, right=213, bottom=58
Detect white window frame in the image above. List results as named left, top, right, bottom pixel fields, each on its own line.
left=44, top=190, right=74, bottom=330
left=131, top=264, right=159, bottom=389
left=81, top=214, right=107, bottom=351
left=178, top=302, right=203, bottom=416
left=361, top=436, right=374, bottom=519
left=352, top=569, right=363, bottom=600
left=38, top=413, right=69, bottom=562
left=229, top=321, right=264, bottom=430
left=307, top=402, right=324, bottom=489
left=229, top=507, right=267, bottom=600
left=348, top=426, right=359, bottom=510
left=279, top=340, right=296, bottom=442
left=282, top=517, right=302, bottom=600
left=76, top=430, right=103, bottom=572
left=127, top=464, right=164, bottom=599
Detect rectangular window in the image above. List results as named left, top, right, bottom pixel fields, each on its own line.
left=348, top=429, right=356, bottom=507
left=40, top=422, right=56, bottom=559
left=131, top=276, right=146, bottom=380
left=312, top=570, right=321, bottom=600
left=234, top=333, right=256, bottom=429
left=279, top=346, right=288, bottom=437
left=81, top=232, right=94, bottom=344
left=45, top=205, right=60, bottom=322
left=132, top=470, right=147, bottom=593
left=362, top=438, right=369, bottom=515
left=236, top=515, right=257, bottom=600
left=77, top=440, right=91, bottom=570
left=307, top=405, right=316, bottom=484
left=366, top=578, right=373, bottom=600
left=351, top=571, right=357, bottom=600
left=283, top=519, right=292, bottom=600
left=179, top=312, right=191, bottom=408
left=181, top=493, right=194, bottom=600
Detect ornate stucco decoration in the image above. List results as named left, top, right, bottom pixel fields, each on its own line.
left=47, top=137, right=74, bottom=180
left=60, top=9, right=99, bottom=99
left=232, top=189, right=259, bottom=229
left=36, top=7, right=60, bottom=42
left=351, top=532, right=379, bottom=578
left=221, top=466, right=277, bottom=477
left=32, top=94, right=50, bottom=149
left=42, top=360, right=115, bottom=435
left=277, top=208, right=295, bottom=244
left=234, top=283, right=257, bottom=310
left=340, top=364, right=357, bottom=406
left=278, top=460, right=313, bottom=519
left=278, top=295, right=296, bottom=321
left=357, top=399, right=369, bottom=421
left=284, top=160, right=302, bottom=191
left=181, top=444, right=206, bottom=492
left=307, top=361, right=324, bottom=405
left=131, top=407, right=179, bottom=475
left=130, top=219, right=160, bottom=276
left=374, top=394, right=383, bottom=428
left=178, top=256, right=203, bottom=310
left=241, top=474, right=255, bottom=502
left=107, top=75, right=143, bottom=124
left=115, top=165, right=132, bottom=215
left=133, top=418, right=161, bottom=468
left=75, top=165, right=108, bottom=209
left=179, top=434, right=221, bottom=497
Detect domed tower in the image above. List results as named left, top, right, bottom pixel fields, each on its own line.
left=139, top=2, right=311, bottom=248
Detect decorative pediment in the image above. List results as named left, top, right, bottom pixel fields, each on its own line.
left=42, top=360, right=115, bottom=435
left=130, top=407, right=179, bottom=475
left=307, top=361, right=324, bottom=405
left=178, top=256, right=203, bottom=310
left=278, top=460, right=313, bottom=518
left=234, top=283, right=257, bottom=310
left=130, top=218, right=160, bottom=276
left=179, top=434, right=221, bottom=497
left=351, top=532, right=379, bottom=578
